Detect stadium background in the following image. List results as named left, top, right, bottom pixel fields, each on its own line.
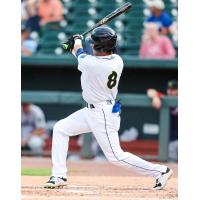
left=21, top=0, right=178, bottom=161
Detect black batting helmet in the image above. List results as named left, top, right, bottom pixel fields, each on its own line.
left=89, top=26, right=117, bottom=53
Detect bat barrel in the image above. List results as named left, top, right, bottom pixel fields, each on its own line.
left=120, top=2, right=132, bottom=11
left=62, top=2, right=132, bottom=50
left=81, top=2, right=132, bottom=37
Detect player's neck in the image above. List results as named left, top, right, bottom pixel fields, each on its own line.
left=95, top=52, right=112, bottom=56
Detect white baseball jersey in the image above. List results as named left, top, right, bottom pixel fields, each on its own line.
left=77, top=53, right=123, bottom=104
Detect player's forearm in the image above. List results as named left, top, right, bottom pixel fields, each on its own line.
left=147, top=89, right=159, bottom=98
left=21, top=47, right=33, bottom=56
left=147, top=89, right=164, bottom=109
left=147, top=89, right=164, bottom=98
left=30, top=128, right=46, bottom=136
left=72, top=39, right=84, bottom=57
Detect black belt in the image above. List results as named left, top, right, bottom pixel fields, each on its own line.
left=87, top=103, right=95, bottom=109
left=86, top=100, right=113, bottom=109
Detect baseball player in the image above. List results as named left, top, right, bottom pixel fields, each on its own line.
left=44, top=26, right=173, bottom=190
left=21, top=103, right=47, bottom=155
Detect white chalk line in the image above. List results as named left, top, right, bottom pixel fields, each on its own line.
left=22, top=185, right=99, bottom=189
left=21, top=196, right=176, bottom=200
left=21, top=189, right=163, bottom=194
left=22, top=188, right=151, bottom=195
left=22, top=188, right=94, bottom=194
left=22, top=185, right=151, bottom=191
left=21, top=196, right=100, bottom=199
left=22, top=186, right=176, bottom=195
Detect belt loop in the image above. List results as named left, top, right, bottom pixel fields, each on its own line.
left=106, top=100, right=113, bottom=105
left=90, top=104, right=95, bottom=109
left=86, top=103, right=95, bottom=109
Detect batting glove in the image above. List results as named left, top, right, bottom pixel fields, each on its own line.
left=62, top=35, right=83, bottom=52
left=62, top=36, right=75, bottom=51
left=73, top=34, right=83, bottom=41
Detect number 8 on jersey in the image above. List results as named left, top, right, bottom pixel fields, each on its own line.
left=107, top=71, right=117, bottom=89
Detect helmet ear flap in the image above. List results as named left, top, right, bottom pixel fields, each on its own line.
left=93, top=44, right=102, bottom=52
left=93, top=43, right=116, bottom=53
left=112, top=47, right=117, bottom=54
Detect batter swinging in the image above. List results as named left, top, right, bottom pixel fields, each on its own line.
left=44, top=26, right=173, bottom=190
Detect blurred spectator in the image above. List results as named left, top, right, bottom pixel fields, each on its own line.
left=120, top=127, right=139, bottom=142
left=169, top=20, right=178, bottom=47
left=139, top=23, right=176, bottom=59
left=21, top=0, right=28, bottom=24
left=38, top=0, right=64, bottom=26
left=77, top=135, right=106, bottom=161
left=25, top=0, right=40, bottom=32
left=146, top=0, right=173, bottom=35
left=147, top=80, right=178, bottom=162
left=21, top=27, right=38, bottom=56
left=21, top=103, right=48, bottom=155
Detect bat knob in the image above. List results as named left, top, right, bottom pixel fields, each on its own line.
left=62, top=43, right=69, bottom=50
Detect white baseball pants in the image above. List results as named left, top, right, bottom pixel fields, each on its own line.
left=51, top=102, right=167, bottom=179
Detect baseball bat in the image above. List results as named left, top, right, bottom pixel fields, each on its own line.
left=62, top=2, right=132, bottom=50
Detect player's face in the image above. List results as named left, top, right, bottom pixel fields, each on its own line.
left=167, top=89, right=178, bottom=96
left=21, top=31, right=29, bottom=40
left=91, top=45, right=111, bottom=56
left=91, top=44, right=96, bottom=54
left=22, top=104, right=31, bottom=113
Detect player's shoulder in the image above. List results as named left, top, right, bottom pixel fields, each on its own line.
left=76, top=48, right=92, bottom=60
left=78, top=53, right=89, bottom=59
left=30, top=104, right=44, bottom=116
left=78, top=53, right=123, bottom=65
left=77, top=53, right=94, bottom=62
left=113, top=54, right=124, bottom=65
left=113, top=53, right=122, bottom=60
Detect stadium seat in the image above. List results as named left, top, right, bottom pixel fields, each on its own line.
left=36, top=0, right=177, bottom=56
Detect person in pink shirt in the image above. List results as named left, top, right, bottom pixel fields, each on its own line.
left=38, top=0, right=64, bottom=26
left=139, top=23, right=176, bottom=59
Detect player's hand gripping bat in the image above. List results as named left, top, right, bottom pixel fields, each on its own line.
left=62, top=2, right=132, bottom=52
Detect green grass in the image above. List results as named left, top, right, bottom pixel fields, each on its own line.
left=21, top=168, right=51, bottom=176
left=21, top=168, right=87, bottom=176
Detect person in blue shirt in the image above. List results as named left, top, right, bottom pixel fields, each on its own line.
left=146, top=0, right=173, bottom=35
left=21, top=27, right=38, bottom=56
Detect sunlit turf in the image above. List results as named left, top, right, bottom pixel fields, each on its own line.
left=21, top=168, right=51, bottom=176
left=21, top=168, right=86, bottom=176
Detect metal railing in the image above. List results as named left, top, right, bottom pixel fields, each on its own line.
left=22, top=91, right=178, bottom=161
left=21, top=55, right=178, bottom=69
